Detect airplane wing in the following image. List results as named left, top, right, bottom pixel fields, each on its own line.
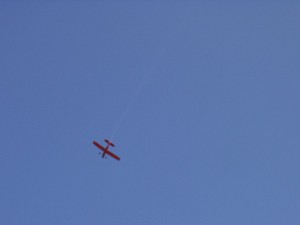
left=106, top=150, right=121, bottom=161
left=93, top=141, right=106, bottom=151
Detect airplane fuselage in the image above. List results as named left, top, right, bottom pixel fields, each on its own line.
left=102, top=144, right=110, bottom=158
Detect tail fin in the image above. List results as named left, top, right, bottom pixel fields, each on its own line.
left=105, top=139, right=115, bottom=147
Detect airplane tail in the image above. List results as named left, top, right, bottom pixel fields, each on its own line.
left=105, top=139, right=115, bottom=147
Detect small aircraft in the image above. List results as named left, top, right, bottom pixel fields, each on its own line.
left=93, top=139, right=120, bottom=161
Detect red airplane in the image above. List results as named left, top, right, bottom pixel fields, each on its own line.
left=93, top=139, right=120, bottom=161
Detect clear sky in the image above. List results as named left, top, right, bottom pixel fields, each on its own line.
left=1, top=2, right=299, bottom=225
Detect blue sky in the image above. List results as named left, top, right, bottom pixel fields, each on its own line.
left=1, top=2, right=300, bottom=225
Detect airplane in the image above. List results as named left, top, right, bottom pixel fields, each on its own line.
left=93, top=139, right=120, bottom=161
